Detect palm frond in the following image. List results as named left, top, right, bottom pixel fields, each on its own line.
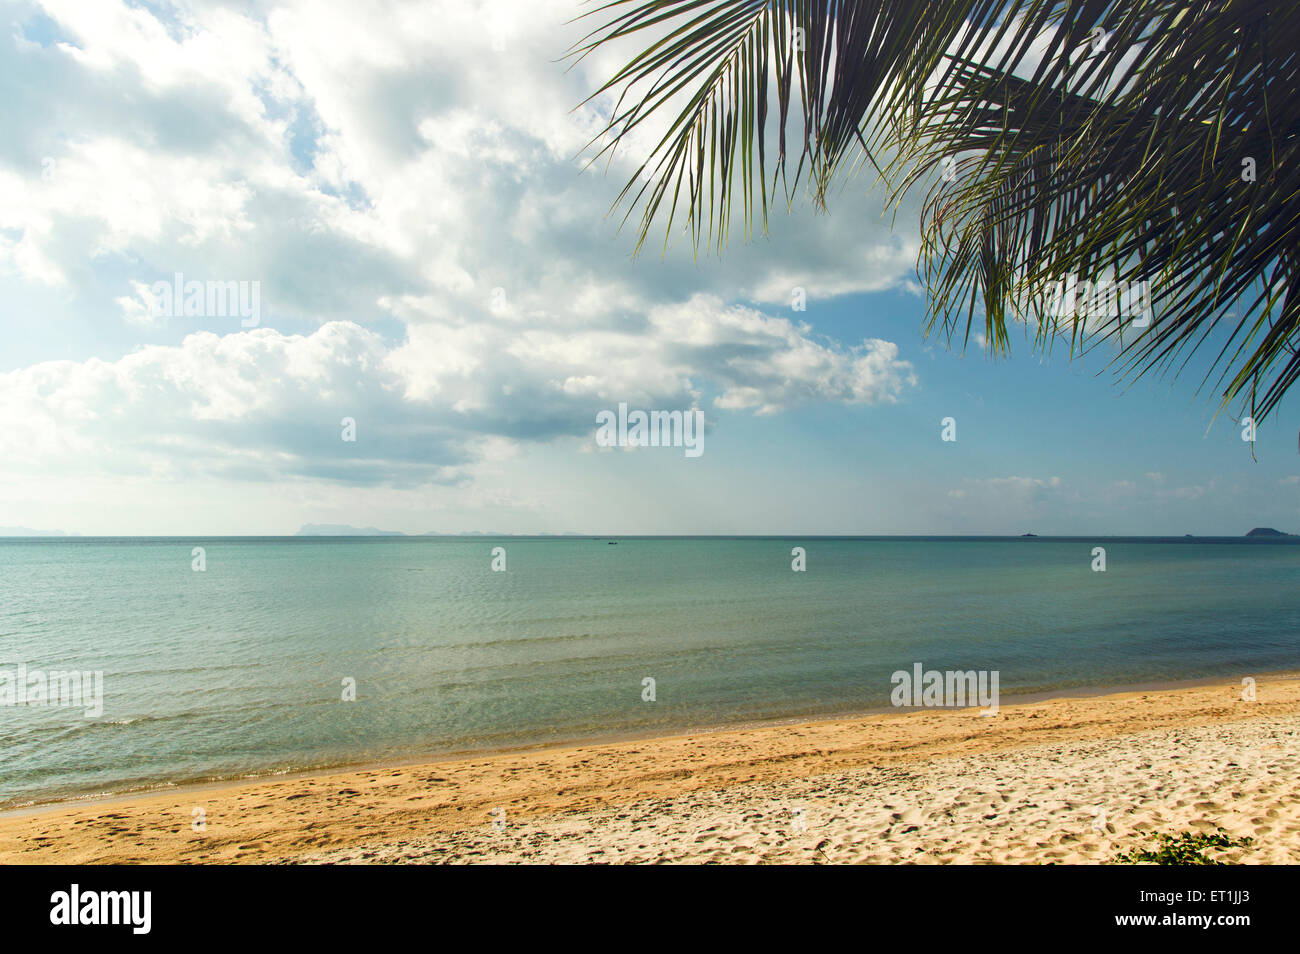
left=576, top=0, right=1300, bottom=422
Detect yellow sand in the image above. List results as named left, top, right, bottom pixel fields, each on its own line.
left=1, top=675, right=1297, bottom=864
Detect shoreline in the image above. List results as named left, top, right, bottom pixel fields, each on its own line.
left=4, top=668, right=1295, bottom=820
left=2, top=671, right=1298, bottom=863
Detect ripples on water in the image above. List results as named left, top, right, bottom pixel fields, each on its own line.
left=1, top=536, right=1297, bottom=806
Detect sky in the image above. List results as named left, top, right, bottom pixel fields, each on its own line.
left=0, top=0, right=1296, bottom=537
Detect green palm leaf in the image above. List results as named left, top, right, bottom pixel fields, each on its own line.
left=573, top=0, right=1300, bottom=423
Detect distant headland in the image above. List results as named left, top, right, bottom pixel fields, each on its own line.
left=297, top=524, right=405, bottom=536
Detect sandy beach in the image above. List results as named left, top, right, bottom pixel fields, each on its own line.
left=2, top=674, right=1297, bottom=864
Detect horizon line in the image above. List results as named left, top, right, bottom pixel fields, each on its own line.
left=1, top=531, right=1294, bottom=540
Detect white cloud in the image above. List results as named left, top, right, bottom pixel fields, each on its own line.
left=0, top=299, right=916, bottom=485
left=4, top=0, right=922, bottom=324
left=962, top=475, right=1063, bottom=493
left=0, top=0, right=929, bottom=528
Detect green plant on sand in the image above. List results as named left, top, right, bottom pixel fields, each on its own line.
left=1111, top=827, right=1255, bottom=865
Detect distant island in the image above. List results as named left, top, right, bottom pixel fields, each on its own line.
left=294, top=525, right=585, bottom=537
left=1246, top=527, right=1293, bottom=537
left=0, top=526, right=70, bottom=536
left=297, top=524, right=405, bottom=536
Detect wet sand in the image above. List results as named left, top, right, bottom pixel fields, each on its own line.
left=1, top=674, right=1296, bottom=864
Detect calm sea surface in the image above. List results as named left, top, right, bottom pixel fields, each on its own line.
left=1, top=536, right=1297, bottom=808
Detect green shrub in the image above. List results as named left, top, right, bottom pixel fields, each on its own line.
left=1112, top=827, right=1254, bottom=865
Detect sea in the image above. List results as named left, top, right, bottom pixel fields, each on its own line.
left=1, top=535, right=1297, bottom=808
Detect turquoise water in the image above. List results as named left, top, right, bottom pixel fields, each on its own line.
left=1, top=536, right=1297, bottom=808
